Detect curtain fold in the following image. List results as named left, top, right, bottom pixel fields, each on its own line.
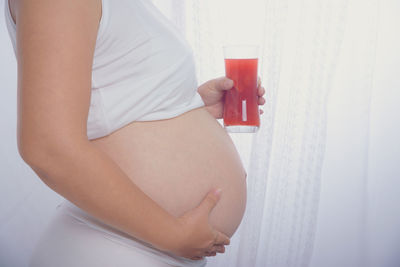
left=244, top=1, right=349, bottom=266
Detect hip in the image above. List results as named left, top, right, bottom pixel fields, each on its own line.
left=30, top=201, right=207, bottom=267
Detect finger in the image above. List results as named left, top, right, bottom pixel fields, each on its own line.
left=197, top=188, right=222, bottom=214
left=258, top=97, right=266, bottom=105
left=258, top=86, right=265, bottom=96
left=212, top=244, right=225, bottom=253
left=214, top=231, right=230, bottom=246
left=260, top=109, right=264, bottom=115
left=204, top=250, right=217, bottom=257
left=257, top=76, right=261, bottom=87
left=217, top=77, right=234, bottom=91
left=206, top=251, right=217, bottom=257
left=199, top=77, right=233, bottom=95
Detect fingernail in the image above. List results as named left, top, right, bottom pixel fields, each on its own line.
left=224, top=79, right=233, bottom=89
left=214, top=188, right=222, bottom=197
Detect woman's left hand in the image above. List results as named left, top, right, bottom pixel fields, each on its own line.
left=197, top=77, right=266, bottom=119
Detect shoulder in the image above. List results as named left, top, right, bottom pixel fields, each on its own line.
left=10, top=0, right=102, bottom=29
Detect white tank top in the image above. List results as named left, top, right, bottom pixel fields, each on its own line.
left=4, top=0, right=205, bottom=140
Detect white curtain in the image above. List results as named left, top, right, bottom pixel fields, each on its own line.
left=1, top=0, right=399, bottom=266
left=152, top=0, right=400, bottom=267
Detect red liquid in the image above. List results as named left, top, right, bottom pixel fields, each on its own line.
left=224, top=58, right=260, bottom=128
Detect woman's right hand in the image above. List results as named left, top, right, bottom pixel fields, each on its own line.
left=169, top=188, right=231, bottom=260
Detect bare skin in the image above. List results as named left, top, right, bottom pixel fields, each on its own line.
left=9, top=0, right=265, bottom=261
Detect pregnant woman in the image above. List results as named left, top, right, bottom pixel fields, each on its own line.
left=4, top=0, right=265, bottom=266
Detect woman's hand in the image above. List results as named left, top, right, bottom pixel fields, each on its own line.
left=167, top=188, right=230, bottom=260
left=198, top=76, right=266, bottom=119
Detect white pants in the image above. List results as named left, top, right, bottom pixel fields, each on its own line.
left=29, top=200, right=207, bottom=267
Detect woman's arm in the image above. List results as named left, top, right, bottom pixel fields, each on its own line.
left=14, top=0, right=178, bottom=252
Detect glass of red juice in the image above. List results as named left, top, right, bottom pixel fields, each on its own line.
left=223, top=45, right=260, bottom=133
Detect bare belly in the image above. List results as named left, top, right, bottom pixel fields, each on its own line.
left=89, top=106, right=247, bottom=237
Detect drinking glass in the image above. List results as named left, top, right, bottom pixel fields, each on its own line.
left=223, top=45, right=260, bottom=133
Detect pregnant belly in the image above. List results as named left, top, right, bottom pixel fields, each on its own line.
left=89, top=106, right=247, bottom=237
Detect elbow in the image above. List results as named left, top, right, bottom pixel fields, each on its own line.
left=18, top=138, right=60, bottom=181
left=18, top=137, right=47, bottom=169
left=18, top=140, right=59, bottom=188
left=18, top=135, right=87, bottom=190
left=17, top=133, right=56, bottom=168
left=18, top=134, right=84, bottom=175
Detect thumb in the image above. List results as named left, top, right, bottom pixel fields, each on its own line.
left=215, top=77, right=234, bottom=91
left=198, top=188, right=222, bottom=214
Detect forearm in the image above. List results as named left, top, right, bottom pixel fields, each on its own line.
left=24, top=139, right=179, bottom=252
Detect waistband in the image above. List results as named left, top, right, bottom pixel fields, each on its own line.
left=57, top=200, right=207, bottom=267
